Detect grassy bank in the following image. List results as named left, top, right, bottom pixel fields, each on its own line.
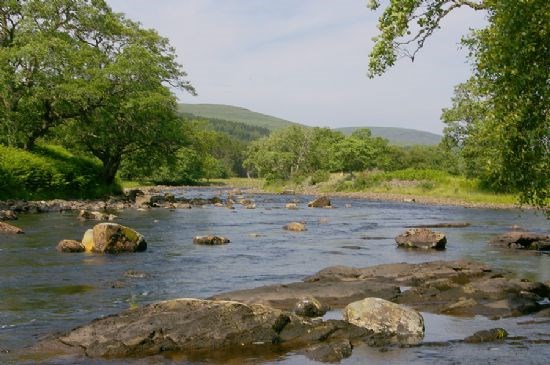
left=208, top=169, right=519, bottom=208
left=0, top=144, right=121, bottom=200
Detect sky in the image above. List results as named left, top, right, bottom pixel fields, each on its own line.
left=106, top=0, right=487, bottom=134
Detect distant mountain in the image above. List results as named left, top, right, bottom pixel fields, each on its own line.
left=178, top=103, right=301, bottom=131
left=336, top=127, right=442, bottom=146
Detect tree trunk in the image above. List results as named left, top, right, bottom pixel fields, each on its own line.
left=101, top=156, right=121, bottom=185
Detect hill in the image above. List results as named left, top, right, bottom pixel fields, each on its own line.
left=336, top=126, right=442, bottom=146
left=178, top=104, right=300, bottom=131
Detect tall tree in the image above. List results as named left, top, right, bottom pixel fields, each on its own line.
left=367, top=0, right=549, bottom=212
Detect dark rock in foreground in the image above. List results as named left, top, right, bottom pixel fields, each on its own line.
left=395, top=228, right=447, bottom=250
left=490, top=231, right=550, bottom=250
left=31, top=298, right=376, bottom=362
left=0, top=221, right=24, bottom=234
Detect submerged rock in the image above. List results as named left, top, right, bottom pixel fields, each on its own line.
left=78, top=210, right=116, bottom=221
left=308, top=196, right=331, bottom=208
left=343, top=297, right=424, bottom=345
left=86, top=223, right=147, bottom=253
left=56, top=239, right=85, bottom=253
left=284, top=222, right=306, bottom=232
left=0, top=221, right=24, bottom=234
left=464, top=328, right=508, bottom=343
left=285, top=203, right=298, bottom=210
left=489, top=231, right=550, bottom=250
left=193, top=235, right=230, bottom=245
left=395, top=228, right=446, bottom=250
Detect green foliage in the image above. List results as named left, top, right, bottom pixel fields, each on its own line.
left=178, top=103, right=299, bottom=131
left=368, top=0, right=549, bottom=213
left=0, top=144, right=120, bottom=200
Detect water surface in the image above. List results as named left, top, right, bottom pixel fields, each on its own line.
left=1, top=188, right=549, bottom=363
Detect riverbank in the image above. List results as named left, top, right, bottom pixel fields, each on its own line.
left=207, top=177, right=526, bottom=211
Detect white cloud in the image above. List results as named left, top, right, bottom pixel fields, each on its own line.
left=107, top=0, right=486, bottom=133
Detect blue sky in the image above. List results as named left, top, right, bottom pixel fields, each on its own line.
left=107, top=0, right=486, bottom=133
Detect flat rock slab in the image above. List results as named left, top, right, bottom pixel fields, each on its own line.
left=210, top=280, right=400, bottom=310
left=31, top=298, right=375, bottom=362
left=490, top=231, right=550, bottom=250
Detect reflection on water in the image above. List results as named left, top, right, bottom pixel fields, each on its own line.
left=0, top=188, right=549, bottom=363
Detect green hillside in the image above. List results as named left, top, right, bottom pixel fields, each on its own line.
left=178, top=103, right=300, bottom=131
left=336, top=126, right=442, bottom=146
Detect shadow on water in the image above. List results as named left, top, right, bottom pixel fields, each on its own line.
left=1, top=188, right=549, bottom=363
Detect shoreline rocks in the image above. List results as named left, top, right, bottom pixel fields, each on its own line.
left=0, top=209, right=17, bottom=220
left=308, top=196, right=331, bottom=208
left=395, top=228, right=447, bottom=250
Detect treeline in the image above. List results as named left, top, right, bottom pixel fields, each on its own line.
left=179, top=113, right=270, bottom=142
left=244, top=126, right=459, bottom=183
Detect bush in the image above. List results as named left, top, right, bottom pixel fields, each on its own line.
left=0, top=144, right=121, bottom=200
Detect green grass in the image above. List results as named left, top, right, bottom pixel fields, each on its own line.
left=0, top=144, right=121, bottom=200
left=178, top=103, right=301, bottom=131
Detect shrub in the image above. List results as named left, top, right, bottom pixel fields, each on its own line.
left=0, top=144, right=121, bottom=200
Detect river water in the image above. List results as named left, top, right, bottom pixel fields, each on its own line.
left=1, top=188, right=549, bottom=364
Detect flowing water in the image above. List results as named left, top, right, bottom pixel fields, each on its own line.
left=1, top=188, right=549, bottom=364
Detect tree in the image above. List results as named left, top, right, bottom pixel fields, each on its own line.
left=0, top=0, right=195, bottom=184
left=367, top=0, right=549, bottom=212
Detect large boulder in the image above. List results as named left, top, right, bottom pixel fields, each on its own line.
left=284, top=222, right=306, bottom=232
left=81, top=229, right=94, bottom=251
left=88, top=223, right=147, bottom=253
left=343, top=297, right=424, bottom=344
left=0, top=221, right=24, bottom=234
left=193, top=235, right=230, bottom=245
left=308, top=196, right=331, bottom=208
left=395, top=228, right=446, bottom=250
left=56, top=239, right=85, bottom=253
left=489, top=231, right=550, bottom=250
left=33, top=298, right=374, bottom=360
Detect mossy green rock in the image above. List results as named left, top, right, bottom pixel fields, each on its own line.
left=91, top=223, right=146, bottom=253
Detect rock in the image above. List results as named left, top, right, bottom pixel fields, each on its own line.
left=281, top=189, right=296, bottom=195
left=464, top=328, right=508, bottom=343
left=343, top=297, right=424, bottom=344
left=81, top=229, right=94, bottom=251
left=308, top=196, right=331, bottom=208
left=33, top=298, right=375, bottom=359
left=406, top=222, right=470, bottom=228
left=77, top=210, right=115, bottom=221
left=56, top=239, right=85, bottom=253
left=135, top=194, right=164, bottom=208
left=91, top=223, right=147, bottom=253
left=124, top=270, right=150, bottom=278
left=284, top=222, right=306, bottom=232
left=244, top=203, right=256, bottom=209
left=0, top=221, right=24, bottom=234
left=211, top=279, right=400, bottom=311
left=294, top=297, right=328, bottom=318
left=489, top=231, right=550, bottom=250
left=125, top=189, right=144, bottom=202
left=193, top=235, right=230, bottom=245
left=164, top=193, right=176, bottom=203
left=318, top=217, right=329, bottom=224
left=285, top=203, right=298, bottom=210
left=303, top=339, right=352, bottom=363
left=395, top=228, right=447, bottom=250
left=0, top=209, right=17, bottom=220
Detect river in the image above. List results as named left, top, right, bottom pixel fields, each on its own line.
left=1, top=187, right=549, bottom=364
